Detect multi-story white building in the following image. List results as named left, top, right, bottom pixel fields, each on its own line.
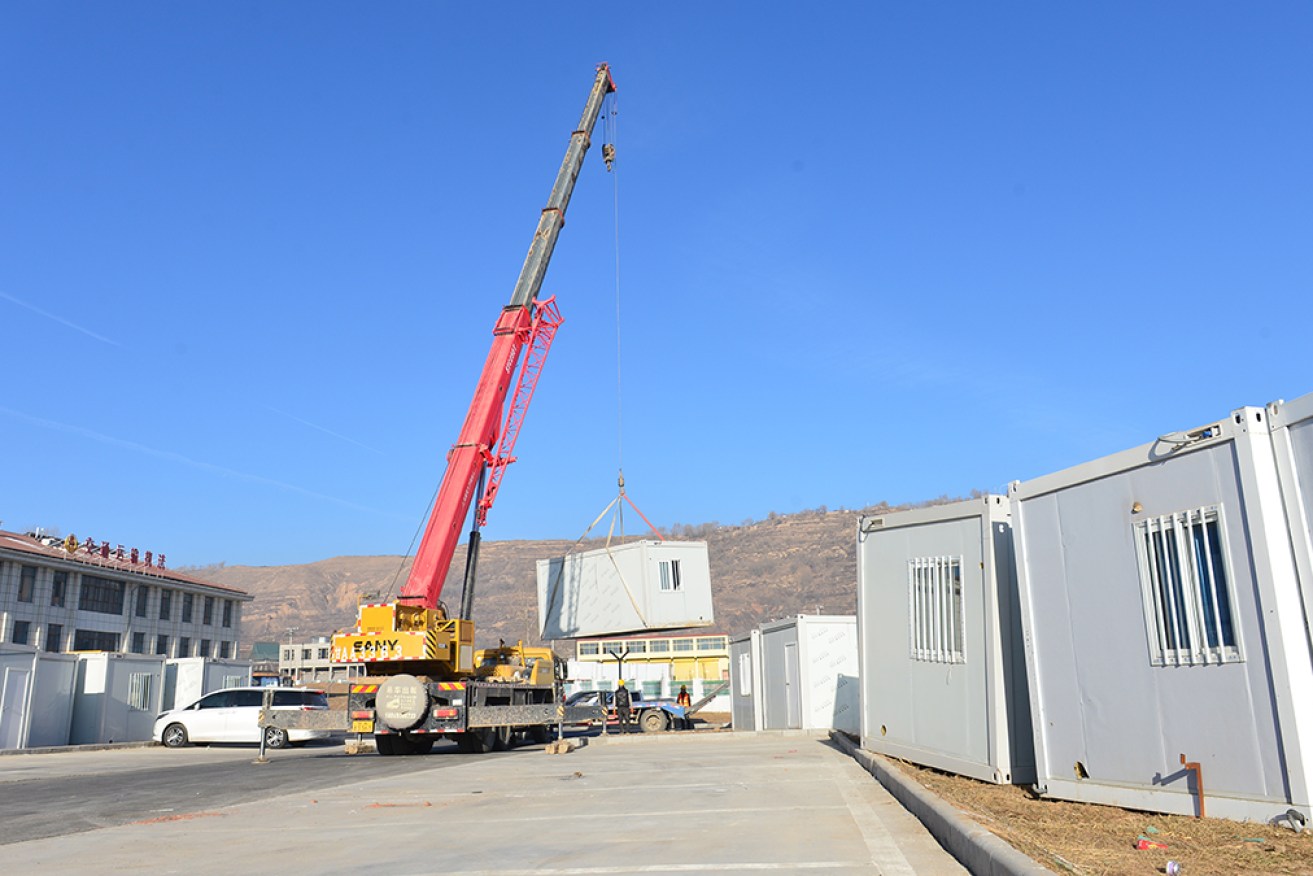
left=0, top=529, right=251, bottom=660
left=279, top=636, right=362, bottom=683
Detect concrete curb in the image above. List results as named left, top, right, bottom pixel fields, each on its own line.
left=0, top=740, right=158, bottom=757
left=829, top=731, right=1052, bottom=876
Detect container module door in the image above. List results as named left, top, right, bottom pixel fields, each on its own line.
left=0, top=668, right=32, bottom=749
left=784, top=643, right=801, bottom=729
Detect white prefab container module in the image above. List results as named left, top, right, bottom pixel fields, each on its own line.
left=70, top=653, right=167, bottom=745
left=0, top=647, right=77, bottom=749
left=537, top=540, right=714, bottom=639
left=757, top=615, right=859, bottom=734
left=857, top=496, right=1035, bottom=784
left=1011, top=405, right=1313, bottom=822
left=163, top=657, right=252, bottom=711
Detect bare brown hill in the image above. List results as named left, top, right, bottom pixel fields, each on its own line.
left=192, top=499, right=964, bottom=655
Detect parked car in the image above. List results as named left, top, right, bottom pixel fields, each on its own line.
left=154, top=687, right=331, bottom=749
left=563, top=689, right=688, bottom=732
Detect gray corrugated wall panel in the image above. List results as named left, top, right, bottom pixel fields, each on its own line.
left=858, top=496, right=1031, bottom=784
left=729, top=636, right=756, bottom=731
left=1011, top=407, right=1313, bottom=821
left=1268, top=392, right=1313, bottom=659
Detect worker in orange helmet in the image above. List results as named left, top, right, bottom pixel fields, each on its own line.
left=676, top=685, right=692, bottom=708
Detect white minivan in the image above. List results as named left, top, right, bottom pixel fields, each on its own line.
left=154, top=687, right=332, bottom=749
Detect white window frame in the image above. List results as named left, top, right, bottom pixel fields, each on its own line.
left=1133, top=504, right=1243, bottom=667
left=907, top=556, right=965, bottom=664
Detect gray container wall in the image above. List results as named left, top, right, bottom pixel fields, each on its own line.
left=1269, top=392, right=1313, bottom=653
left=537, top=540, right=714, bottom=639
left=1012, top=406, right=1313, bottom=822
left=0, top=648, right=77, bottom=748
left=71, top=653, right=166, bottom=745
left=857, top=495, right=1034, bottom=784
left=759, top=616, right=859, bottom=732
left=729, top=633, right=759, bottom=731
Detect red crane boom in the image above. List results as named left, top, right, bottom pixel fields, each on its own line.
left=399, top=64, right=615, bottom=612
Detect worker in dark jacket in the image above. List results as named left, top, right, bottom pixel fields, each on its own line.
left=614, top=679, right=633, bottom=733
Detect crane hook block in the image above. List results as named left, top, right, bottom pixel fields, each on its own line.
left=602, top=143, right=616, bottom=171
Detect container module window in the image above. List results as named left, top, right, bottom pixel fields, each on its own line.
left=128, top=673, right=153, bottom=711
left=1134, top=505, right=1242, bottom=666
left=908, top=556, right=966, bottom=664
left=658, top=560, right=682, bottom=592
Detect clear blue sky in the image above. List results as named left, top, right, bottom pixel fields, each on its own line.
left=3, top=3, right=1310, bottom=567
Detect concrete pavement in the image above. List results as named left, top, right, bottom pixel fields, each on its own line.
left=3, top=731, right=967, bottom=874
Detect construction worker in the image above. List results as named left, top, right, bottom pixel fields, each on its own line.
left=614, top=679, right=633, bottom=734
left=677, top=685, right=692, bottom=708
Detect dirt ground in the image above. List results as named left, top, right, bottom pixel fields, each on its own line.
left=889, top=757, right=1313, bottom=875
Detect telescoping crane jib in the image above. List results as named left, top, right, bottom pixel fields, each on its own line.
left=329, top=64, right=616, bottom=682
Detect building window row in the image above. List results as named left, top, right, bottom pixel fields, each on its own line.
left=576, top=635, right=729, bottom=658
left=5, top=563, right=239, bottom=629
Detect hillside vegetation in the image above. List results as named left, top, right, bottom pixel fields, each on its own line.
left=191, top=499, right=966, bottom=653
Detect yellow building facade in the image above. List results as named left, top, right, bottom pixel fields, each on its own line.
left=573, top=633, right=729, bottom=681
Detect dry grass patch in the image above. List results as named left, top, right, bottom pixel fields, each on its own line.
left=892, top=758, right=1313, bottom=875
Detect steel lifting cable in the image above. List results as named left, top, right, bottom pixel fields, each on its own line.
left=608, top=88, right=627, bottom=539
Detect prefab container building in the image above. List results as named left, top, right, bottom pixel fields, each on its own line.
left=163, top=657, right=252, bottom=711
left=70, top=652, right=167, bottom=745
left=537, top=540, right=714, bottom=639
left=729, top=630, right=763, bottom=732
left=857, top=496, right=1035, bottom=784
left=1011, top=405, right=1313, bottom=822
left=0, top=646, right=77, bottom=749
left=755, top=615, right=859, bottom=734
left=1268, top=391, right=1313, bottom=646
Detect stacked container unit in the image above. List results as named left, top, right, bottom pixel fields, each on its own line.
left=757, top=615, right=859, bottom=734
left=70, top=653, right=167, bottom=745
left=0, top=646, right=77, bottom=749
left=1011, top=405, right=1313, bottom=822
left=857, top=496, right=1035, bottom=784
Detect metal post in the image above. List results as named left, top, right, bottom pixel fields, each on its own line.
left=254, top=687, right=274, bottom=765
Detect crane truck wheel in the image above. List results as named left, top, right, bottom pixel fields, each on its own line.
left=640, top=709, right=669, bottom=733
left=457, top=729, right=495, bottom=754
left=376, top=674, right=428, bottom=731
